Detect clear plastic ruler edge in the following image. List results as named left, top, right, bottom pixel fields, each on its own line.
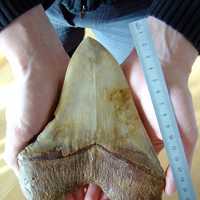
left=129, top=18, right=196, bottom=200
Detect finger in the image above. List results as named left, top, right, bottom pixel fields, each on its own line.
left=3, top=128, right=20, bottom=173
left=74, top=185, right=86, bottom=200
left=165, top=165, right=176, bottom=195
left=121, top=48, right=137, bottom=78
left=3, top=143, right=18, bottom=171
left=4, top=93, right=31, bottom=172
left=84, top=183, right=102, bottom=200
left=100, top=193, right=110, bottom=200
left=3, top=125, right=29, bottom=174
left=84, top=184, right=89, bottom=194
left=65, top=193, right=76, bottom=200
left=121, top=48, right=164, bottom=152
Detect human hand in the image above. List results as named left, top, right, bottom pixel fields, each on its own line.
left=121, top=16, right=199, bottom=195
left=0, top=5, right=69, bottom=174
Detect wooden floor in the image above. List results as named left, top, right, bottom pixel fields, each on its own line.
left=0, top=43, right=200, bottom=200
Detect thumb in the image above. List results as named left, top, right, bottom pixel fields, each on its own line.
left=165, top=165, right=176, bottom=195
left=3, top=136, right=19, bottom=173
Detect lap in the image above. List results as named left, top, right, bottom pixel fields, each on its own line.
left=46, top=0, right=148, bottom=63
left=90, top=10, right=147, bottom=64
left=46, top=0, right=85, bottom=56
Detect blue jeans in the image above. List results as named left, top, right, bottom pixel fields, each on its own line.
left=46, top=0, right=148, bottom=64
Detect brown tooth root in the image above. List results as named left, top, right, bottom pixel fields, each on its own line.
left=18, top=37, right=165, bottom=200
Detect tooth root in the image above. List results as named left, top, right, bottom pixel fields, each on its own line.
left=18, top=37, right=165, bottom=200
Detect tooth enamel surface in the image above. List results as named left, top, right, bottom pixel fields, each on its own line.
left=18, top=37, right=165, bottom=200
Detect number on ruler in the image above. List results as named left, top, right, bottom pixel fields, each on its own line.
left=183, top=188, right=187, bottom=192
left=175, top=156, right=179, bottom=162
left=142, top=43, right=147, bottom=47
left=181, top=177, right=185, bottom=182
left=152, top=79, right=158, bottom=82
left=172, top=145, right=176, bottom=150
left=166, top=124, right=170, bottom=128
left=177, top=167, right=182, bottom=172
left=169, top=134, right=174, bottom=140
left=156, top=90, right=161, bottom=94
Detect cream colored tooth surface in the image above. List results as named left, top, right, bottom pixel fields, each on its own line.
left=16, top=37, right=165, bottom=200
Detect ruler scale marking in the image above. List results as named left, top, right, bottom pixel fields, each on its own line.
left=129, top=18, right=196, bottom=200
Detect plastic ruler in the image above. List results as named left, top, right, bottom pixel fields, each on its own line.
left=129, top=18, right=196, bottom=200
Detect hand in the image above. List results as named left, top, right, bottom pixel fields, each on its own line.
left=121, top=16, right=199, bottom=195
left=0, top=6, right=69, bottom=174
left=65, top=184, right=110, bottom=200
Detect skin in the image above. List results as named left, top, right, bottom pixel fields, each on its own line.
left=0, top=5, right=198, bottom=200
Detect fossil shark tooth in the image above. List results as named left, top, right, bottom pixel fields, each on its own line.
left=18, top=37, right=165, bottom=200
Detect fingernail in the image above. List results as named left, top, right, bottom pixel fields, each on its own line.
left=84, top=185, right=88, bottom=194
left=165, top=168, right=176, bottom=195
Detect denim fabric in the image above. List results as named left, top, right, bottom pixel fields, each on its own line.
left=46, top=0, right=149, bottom=64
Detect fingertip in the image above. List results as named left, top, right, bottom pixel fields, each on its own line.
left=84, top=184, right=89, bottom=194
left=73, top=185, right=86, bottom=199
left=84, top=183, right=102, bottom=200
left=165, top=166, right=176, bottom=195
left=13, top=167, right=19, bottom=178
left=3, top=149, right=19, bottom=175
left=65, top=193, right=75, bottom=200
